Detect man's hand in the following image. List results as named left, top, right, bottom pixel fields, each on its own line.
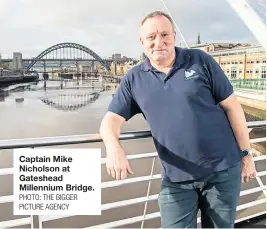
left=241, top=155, right=257, bottom=183
left=106, top=147, right=133, bottom=180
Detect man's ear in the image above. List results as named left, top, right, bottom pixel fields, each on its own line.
left=139, top=36, right=144, bottom=45
left=139, top=27, right=144, bottom=45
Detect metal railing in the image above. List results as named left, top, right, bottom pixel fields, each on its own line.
left=0, top=121, right=266, bottom=228
left=230, top=78, right=266, bottom=90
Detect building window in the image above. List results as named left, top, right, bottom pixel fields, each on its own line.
left=255, top=69, right=259, bottom=74
left=231, top=67, right=237, bottom=79
left=263, top=60, right=266, bottom=63
left=239, top=61, right=243, bottom=64
left=256, top=60, right=260, bottom=63
left=261, top=66, right=266, bottom=78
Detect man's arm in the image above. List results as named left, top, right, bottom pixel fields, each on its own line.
left=100, top=111, right=134, bottom=180
left=100, top=112, right=125, bottom=151
left=99, top=73, right=141, bottom=180
left=219, top=93, right=256, bottom=183
left=219, top=93, right=250, bottom=150
left=202, top=50, right=257, bottom=183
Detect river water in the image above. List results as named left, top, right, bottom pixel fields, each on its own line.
left=0, top=81, right=265, bottom=228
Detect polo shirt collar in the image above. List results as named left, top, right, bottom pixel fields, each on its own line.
left=141, top=46, right=190, bottom=72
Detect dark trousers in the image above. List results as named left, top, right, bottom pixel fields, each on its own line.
left=158, top=162, right=241, bottom=228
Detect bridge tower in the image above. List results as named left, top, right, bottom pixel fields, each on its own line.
left=12, top=52, right=23, bottom=71
left=197, top=32, right=201, bottom=44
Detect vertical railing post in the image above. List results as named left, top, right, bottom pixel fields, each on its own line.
left=141, top=157, right=156, bottom=229
left=30, top=215, right=34, bottom=229
left=38, top=215, right=43, bottom=229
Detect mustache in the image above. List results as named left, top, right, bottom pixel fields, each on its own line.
left=152, top=49, right=167, bottom=52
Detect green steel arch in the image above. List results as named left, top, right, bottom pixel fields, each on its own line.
left=25, top=42, right=110, bottom=71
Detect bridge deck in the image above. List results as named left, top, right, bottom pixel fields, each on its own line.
left=0, top=120, right=265, bottom=229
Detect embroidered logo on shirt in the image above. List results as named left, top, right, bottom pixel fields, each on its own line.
left=184, top=69, right=199, bottom=80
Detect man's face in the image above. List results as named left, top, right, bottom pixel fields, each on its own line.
left=140, top=15, right=176, bottom=63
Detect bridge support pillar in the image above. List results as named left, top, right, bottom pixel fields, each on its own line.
left=43, top=61, right=46, bottom=73
left=44, top=80, right=47, bottom=91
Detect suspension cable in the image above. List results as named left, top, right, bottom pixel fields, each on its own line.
left=160, top=0, right=189, bottom=48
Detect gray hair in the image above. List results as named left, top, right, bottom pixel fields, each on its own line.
left=141, top=10, right=175, bottom=30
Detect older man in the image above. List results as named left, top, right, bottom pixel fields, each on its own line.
left=99, top=11, right=256, bottom=228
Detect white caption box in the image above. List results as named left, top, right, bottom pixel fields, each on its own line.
left=13, top=148, right=101, bottom=215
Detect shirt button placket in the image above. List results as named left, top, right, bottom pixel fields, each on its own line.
left=164, top=73, right=170, bottom=90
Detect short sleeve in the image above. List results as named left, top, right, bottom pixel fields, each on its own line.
left=108, top=74, right=141, bottom=121
left=203, top=53, right=233, bottom=103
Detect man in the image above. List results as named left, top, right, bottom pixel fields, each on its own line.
left=99, top=11, right=257, bottom=228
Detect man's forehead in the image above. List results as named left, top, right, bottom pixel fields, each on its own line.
left=140, top=16, right=173, bottom=34
left=140, top=27, right=173, bottom=36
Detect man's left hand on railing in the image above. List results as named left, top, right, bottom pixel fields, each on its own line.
left=241, top=155, right=257, bottom=183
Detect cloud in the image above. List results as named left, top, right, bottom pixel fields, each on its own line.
left=0, top=0, right=262, bottom=59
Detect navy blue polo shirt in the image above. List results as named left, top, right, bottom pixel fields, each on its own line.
left=108, top=47, right=242, bottom=182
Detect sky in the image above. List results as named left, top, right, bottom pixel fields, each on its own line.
left=0, top=0, right=266, bottom=59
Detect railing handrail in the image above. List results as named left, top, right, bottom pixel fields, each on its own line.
left=0, top=121, right=265, bottom=150
left=230, top=79, right=266, bottom=82
left=0, top=130, right=152, bottom=150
